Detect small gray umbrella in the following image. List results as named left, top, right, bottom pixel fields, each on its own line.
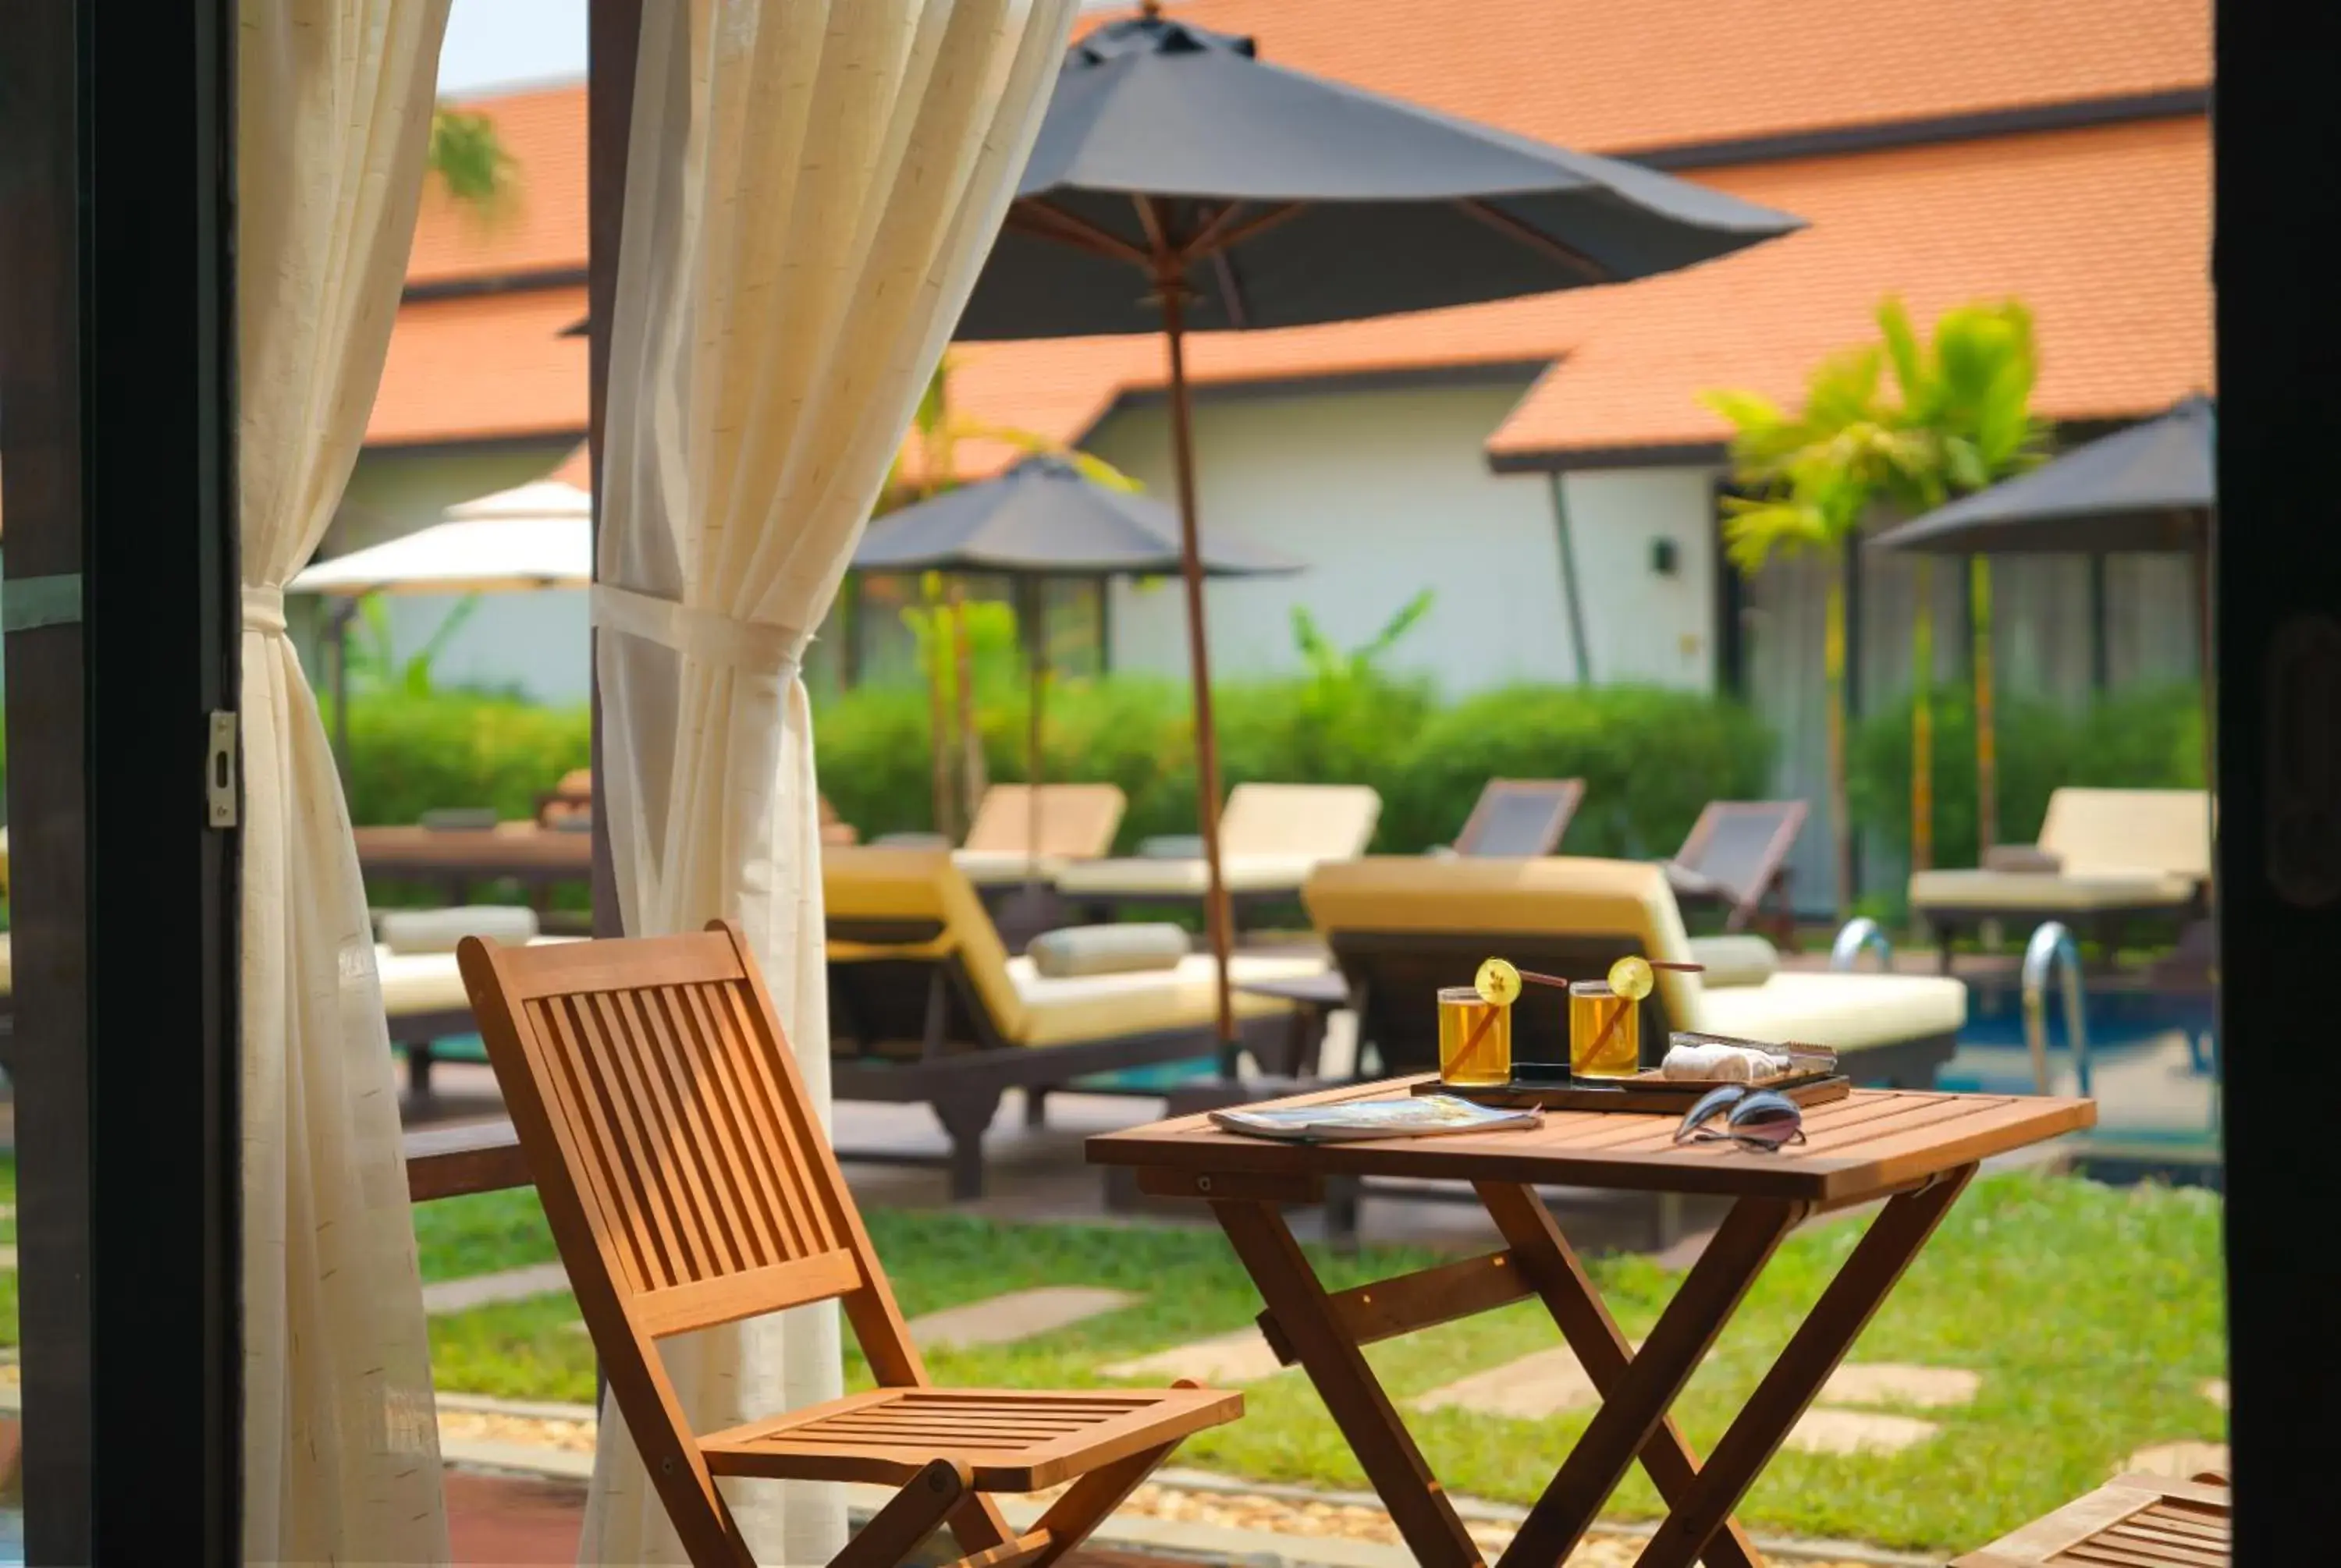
left=1868, top=395, right=2213, bottom=556
left=856, top=457, right=1300, bottom=893
left=955, top=5, right=1802, bottom=1045
left=856, top=456, right=1302, bottom=577
left=1872, top=395, right=2217, bottom=840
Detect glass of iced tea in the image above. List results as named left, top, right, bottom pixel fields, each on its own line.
left=1568, top=979, right=1640, bottom=1078
left=1437, top=985, right=1512, bottom=1087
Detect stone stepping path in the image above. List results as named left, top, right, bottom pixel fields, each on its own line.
left=421, top=1261, right=573, bottom=1315
left=2128, top=1439, right=2229, bottom=1477
left=905, top=1286, right=1139, bottom=1351
left=1782, top=1410, right=1941, bottom=1456
left=2201, top=1377, right=2229, bottom=1410
left=1103, top=1326, right=1291, bottom=1385
left=1409, top=1347, right=1970, bottom=1458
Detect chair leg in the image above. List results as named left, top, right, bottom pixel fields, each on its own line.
left=408, top=1041, right=436, bottom=1102
left=933, top=1088, right=1003, bottom=1201
left=1021, top=1437, right=1182, bottom=1567
left=835, top=1458, right=974, bottom=1568
left=1023, top=1086, right=1050, bottom=1128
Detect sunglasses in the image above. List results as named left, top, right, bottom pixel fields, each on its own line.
left=1673, top=1085, right=1806, bottom=1152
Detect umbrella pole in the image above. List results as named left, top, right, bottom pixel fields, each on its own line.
left=1158, top=282, right=1239, bottom=1059
left=1024, top=576, right=1046, bottom=892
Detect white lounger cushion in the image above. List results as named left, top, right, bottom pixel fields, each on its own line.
left=1056, top=784, right=1381, bottom=899
left=1907, top=866, right=2197, bottom=913
left=378, top=903, right=540, bottom=953
left=375, top=938, right=580, bottom=1017
left=1691, top=970, right=1965, bottom=1053
left=1007, top=950, right=1325, bottom=1048
left=953, top=849, right=1078, bottom=887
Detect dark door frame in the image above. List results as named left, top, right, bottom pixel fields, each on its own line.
left=2212, top=0, right=2341, bottom=1553
left=1, top=0, right=243, bottom=1561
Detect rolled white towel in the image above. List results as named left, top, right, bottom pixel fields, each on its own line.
left=1661, top=1041, right=1785, bottom=1081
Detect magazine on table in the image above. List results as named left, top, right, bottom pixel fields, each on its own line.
left=1210, top=1094, right=1543, bottom=1144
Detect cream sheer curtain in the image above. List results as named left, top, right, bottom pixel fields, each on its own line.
left=238, top=2, right=454, bottom=1563
left=590, top=0, right=1075, bottom=1560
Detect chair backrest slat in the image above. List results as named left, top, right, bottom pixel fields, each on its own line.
left=464, top=927, right=876, bottom=1339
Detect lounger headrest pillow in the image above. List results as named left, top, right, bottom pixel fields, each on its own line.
left=1685, top=934, right=1778, bottom=989
left=1982, top=843, right=2064, bottom=874
left=1027, top=923, right=1190, bottom=977
left=379, top=905, right=541, bottom=955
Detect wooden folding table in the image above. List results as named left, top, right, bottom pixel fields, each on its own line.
left=1089, top=1075, right=2094, bottom=1568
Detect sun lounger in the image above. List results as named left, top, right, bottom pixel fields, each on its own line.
left=457, top=920, right=1242, bottom=1568
left=1055, top=782, right=1381, bottom=926
left=1441, top=777, right=1584, bottom=857
left=1952, top=1468, right=2229, bottom=1565
left=949, top=782, right=1126, bottom=888
left=1910, top=787, right=2211, bottom=970
left=826, top=846, right=1329, bottom=1197
left=1305, top=855, right=1963, bottom=1088
left=1661, top=799, right=1807, bottom=943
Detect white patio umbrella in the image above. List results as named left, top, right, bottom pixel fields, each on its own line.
left=290, top=477, right=591, bottom=768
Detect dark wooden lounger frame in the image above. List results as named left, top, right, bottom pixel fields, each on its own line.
left=826, top=914, right=1288, bottom=1201
left=1916, top=893, right=2208, bottom=974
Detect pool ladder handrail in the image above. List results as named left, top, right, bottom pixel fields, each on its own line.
left=2022, top=921, right=2093, bottom=1098
left=1829, top=917, right=1894, bottom=973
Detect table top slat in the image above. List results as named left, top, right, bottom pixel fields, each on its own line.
left=1087, top=1076, right=2094, bottom=1203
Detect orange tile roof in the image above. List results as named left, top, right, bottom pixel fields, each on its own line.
left=1088, top=0, right=2205, bottom=161
left=1487, top=117, right=2213, bottom=459
left=378, top=0, right=2210, bottom=463
left=368, top=286, right=588, bottom=447
left=409, top=85, right=588, bottom=285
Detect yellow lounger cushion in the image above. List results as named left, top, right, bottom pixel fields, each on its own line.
left=825, top=844, right=1325, bottom=1048
left=1304, top=856, right=1963, bottom=1054
left=1907, top=867, right=2198, bottom=913
left=1055, top=783, right=1382, bottom=898
left=1011, top=952, right=1323, bottom=1048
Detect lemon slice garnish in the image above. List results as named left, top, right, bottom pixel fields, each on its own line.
left=1475, top=956, right=1522, bottom=1007
left=1607, top=954, right=1655, bottom=1002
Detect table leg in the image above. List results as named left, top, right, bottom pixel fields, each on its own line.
left=1210, top=1198, right=1485, bottom=1568
left=1630, top=1166, right=1976, bottom=1568
left=1476, top=1183, right=1764, bottom=1568
left=1495, top=1197, right=1806, bottom=1568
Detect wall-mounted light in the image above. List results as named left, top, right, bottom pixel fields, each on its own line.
left=1651, top=537, right=1680, bottom=576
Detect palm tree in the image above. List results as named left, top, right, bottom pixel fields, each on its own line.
left=1704, top=349, right=1907, bottom=915
left=1872, top=300, right=2045, bottom=864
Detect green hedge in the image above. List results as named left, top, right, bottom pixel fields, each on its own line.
left=1847, top=682, right=2204, bottom=865
left=813, top=675, right=1771, bottom=857
left=343, top=691, right=590, bottom=827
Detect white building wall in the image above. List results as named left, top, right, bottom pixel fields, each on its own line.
left=1555, top=467, right=1722, bottom=690
left=1082, top=380, right=1583, bottom=694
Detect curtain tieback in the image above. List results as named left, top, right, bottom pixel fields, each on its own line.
left=591, top=584, right=809, bottom=678
left=241, top=585, right=288, bottom=637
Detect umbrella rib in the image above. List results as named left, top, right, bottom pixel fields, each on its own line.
left=1005, top=197, right=1152, bottom=268
left=1211, top=250, right=1251, bottom=330
left=1452, top=198, right=1610, bottom=282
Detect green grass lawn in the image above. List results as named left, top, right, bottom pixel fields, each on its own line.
left=418, top=1169, right=2227, bottom=1556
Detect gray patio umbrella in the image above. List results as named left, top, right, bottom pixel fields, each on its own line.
left=854, top=456, right=1301, bottom=897
left=1871, top=395, right=2216, bottom=842
left=955, top=4, right=1804, bottom=1042
left=1868, top=395, right=2213, bottom=556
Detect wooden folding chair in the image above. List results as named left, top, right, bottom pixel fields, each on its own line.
left=459, top=921, right=1241, bottom=1568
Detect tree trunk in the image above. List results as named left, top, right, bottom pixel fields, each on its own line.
left=950, top=583, right=986, bottom=818
left=1824, top=566, right=1854, bottom=916
left=925, top=591, right=957, bottom=839
left=1971, top=555, right=1999, bottom=853
left=1909, top=558, right=1935, bottom=874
